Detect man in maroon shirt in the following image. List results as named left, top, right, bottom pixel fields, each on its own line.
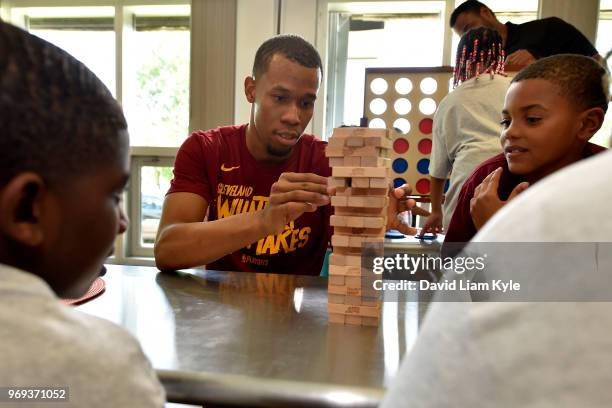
left=444, top=54, right=608, bottom=255
left=155, top=35, right=415, bottom=274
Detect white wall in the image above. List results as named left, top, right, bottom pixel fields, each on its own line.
left=234, top=0, right=319, bottom=134
left=234, top=0, right=276, bottom=125
left=538, top=0, right=600, bottom=44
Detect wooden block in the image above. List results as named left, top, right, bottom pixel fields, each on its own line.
left=328, top=294, right=345, bottom=304
left=328, top=275, right=346, bottom=286
left=332, top=127, right=388, bottom=139
left=331, top=234, right=350, bottom=247
left=333, top=226, right=386, bottom=237
left=325, top=146, right=344, bottom=157
left=369, top=178, right=389, bottom=188
left=326, top=145, right=384, bottom=158
left=360, top=157, right=391, bottom=167
left=364, top=137, right=392, bottom=149
left=345, top=315, right=362, bottom=325
left=328, top=177, right=347, bottom=188
left=329, top=253, right=362, bottom=267
left=330, top=246, right=362, bottom=256
left=359, top=297, right=381, bottom=307
left=328, top=312, right=346, bottom=324
left=328, top=264, right=361, bottom=277
left=328, top=284, right=364, bottom=297
left=351, top=178, right=370, bottom=188
left=330, top=196, right=348, bottom=207
left=343, top=156, right=361, bottom=166
left=355, top=236, right=384, bottom=246
left=328, top=137, right=347, bottom=148
left=332, top=216, right=385, bottom=229
left=346, top=136, right=365, bottom=147
left=346, top=196, right=387, bottom=208
left=334, top=206, right=386, bottom=217
left=332, top=235, right=384, bottom=248
left=336, top=187, right=387, bottom=197
left=329, top=157, right=346, bottom=167
left=345, top=295, right=364, bottom=306
left=348, top=146, right=384, bottom=157
left=332, top=167, right=389, bottom=178
left=328, top=303, right=381, bottom=318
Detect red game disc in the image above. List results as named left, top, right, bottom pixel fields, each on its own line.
left=418, top=138, right=432, bottom=154
left=416, top=178, right=431, bottom=194
left=393, top=138, right=409, bottom=154
left=419, top=118, right=433, bottom=134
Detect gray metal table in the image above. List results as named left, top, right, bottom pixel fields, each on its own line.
left=78, top=265, right=430, bottom=407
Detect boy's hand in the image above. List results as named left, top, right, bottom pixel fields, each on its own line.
left=261, top=173, right=330, bottom=236
left=421, top=211, right=443, bottom=236
left=470, top=168, right=529, bottom=230
left=387, top=184, right=417, bottom=235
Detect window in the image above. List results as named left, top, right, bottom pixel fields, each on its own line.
left=123, top=7, right=190, bottom=147
left=325, top=2, right=447, bottom=137
left=23, top=8, right=116, bottom=95
left=128, top=158, right=174, bottom=257
left=594, top=0, right=612, bottom=148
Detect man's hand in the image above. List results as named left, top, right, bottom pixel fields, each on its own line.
left=506, top=49, right=536, bottom=67
left=386, top=184, right=417, bottom=235
left=421, top=211, right=443, bottom=236
left=470, top=168, right=529, bottom=230
left=261, top=172, right=330, bottom=236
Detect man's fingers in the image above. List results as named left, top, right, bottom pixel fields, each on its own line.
left=392, top=183, right=413, bottom=199
left=269, top=190, right=330, bottom=206
left=281, top=172, right=328, bottom=184
left=272, top=180, right=329, bottom=195
left=397, top=198, right=416, bottom=213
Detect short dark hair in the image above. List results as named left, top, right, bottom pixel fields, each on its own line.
left=252, top=34, right=322, bottom=79
left=0, top=21, right=127, bottom=188
left=512, top=54, right=609, bottom=113
left=450, top=0, right=492, bottom=28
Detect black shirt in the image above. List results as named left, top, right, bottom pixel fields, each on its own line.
left=505, top=17, right=598, bottom=58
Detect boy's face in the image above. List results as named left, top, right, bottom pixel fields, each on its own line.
left=42, top=131, right=130, bottom=298
left=452, top=8, right=496, bottom=36
left=501, top=79, right=587, bottom=182
left=245, top=53, right=320, bottom=160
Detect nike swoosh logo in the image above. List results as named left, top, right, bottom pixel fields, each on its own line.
left=221, top=164, right=240, bottom=172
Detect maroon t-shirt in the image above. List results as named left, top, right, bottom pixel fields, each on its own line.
left=168, top=124, right=332, bottom=275
left=444, top=142, right=606, bottom=250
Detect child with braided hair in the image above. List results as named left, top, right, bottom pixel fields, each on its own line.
left=422, top=27, right=510, bottom=235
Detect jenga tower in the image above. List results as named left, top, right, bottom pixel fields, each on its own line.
left=325, top=127, right=392, bottom=327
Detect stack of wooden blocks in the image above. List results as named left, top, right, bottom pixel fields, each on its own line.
left=325, top=127, right=392, bottom=327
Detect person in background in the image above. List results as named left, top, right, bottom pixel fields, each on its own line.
left=422, top=27, right=510, bottom=236
left=450, top=0, right=602, bottom=67
left=0, top=21, right=164, bottom=407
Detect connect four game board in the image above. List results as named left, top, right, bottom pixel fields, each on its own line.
left=363, top=67, right=454, bottom=196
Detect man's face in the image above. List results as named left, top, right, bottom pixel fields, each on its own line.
left=246, top=54, right=320, bottom=160
left=452, top=9, right=494, bottom=36
left=42, top=131, right=130, bottom=298
left=500, top=79, right=586, bottom=182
